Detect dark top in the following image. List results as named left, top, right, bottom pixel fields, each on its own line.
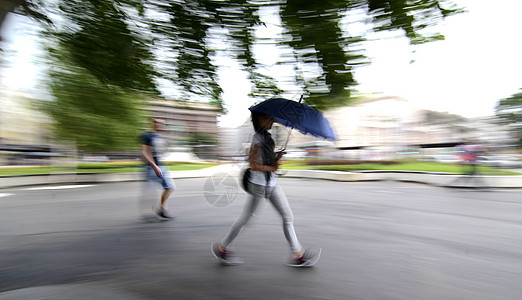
left=140, top=131, right=164, bottom=166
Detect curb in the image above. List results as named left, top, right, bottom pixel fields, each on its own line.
left=280, top=170, right=522, bottom=188
left=1, top=166, right=522, bottom=189
left=0, top=164, right=237, bottom=189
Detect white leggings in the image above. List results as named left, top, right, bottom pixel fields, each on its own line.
left=221, top=182, right=302, bottom=253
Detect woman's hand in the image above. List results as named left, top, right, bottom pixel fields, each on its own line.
left=275, top=150, right=286, bottom=161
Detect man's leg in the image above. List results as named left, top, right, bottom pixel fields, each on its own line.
left=160, top=188, right=172, bottom=209
left=139, top=166, right=158, bottom=218
left=157, top=166, right=175, bottom=218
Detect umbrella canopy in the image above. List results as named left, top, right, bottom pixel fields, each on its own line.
left=249, top=98, right=336, bottom=141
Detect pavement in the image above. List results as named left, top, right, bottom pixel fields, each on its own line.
left=1, top=163, right=522, bottom=189
left=1, top=178, right=522, bottom=299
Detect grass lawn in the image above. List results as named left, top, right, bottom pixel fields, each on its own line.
left=1, top=160, right=519, bottom=176
left=280, top=160, right=519, bottom=176
left=0, top=161, right=217, bottom=176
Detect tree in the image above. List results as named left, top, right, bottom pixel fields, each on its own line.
left=11, top=0, right=461, bottom=109
left=36, top=0, right=154, bottom=152
left=496, top=90, right=522, bottom=147
left=189, top=131, right=219, bottom=159
left=40, top=44, right=146, bottom=152
left=43, top=0, right=158, bottom=93
left=5, top=0, right=462, bottom=152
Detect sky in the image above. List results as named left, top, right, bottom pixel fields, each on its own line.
left=0, top=13, right=43, bottom=92
left=216, top=0, right=522, bottom=128
left=353, top=0, right=522, bottom=121
left=1, top=0, right=521, bottom=128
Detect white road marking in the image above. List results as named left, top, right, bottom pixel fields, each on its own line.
left=0, top=193, right=14, bottom=198
left=22, top=185, right=94, bottom=191
left=374, top=190, right=401, bottom=194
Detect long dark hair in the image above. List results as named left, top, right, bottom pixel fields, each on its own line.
left=251, top=112, right=276, bottom=182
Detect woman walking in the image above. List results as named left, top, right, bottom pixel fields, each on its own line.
left=212, top=111, right=319, bottom=267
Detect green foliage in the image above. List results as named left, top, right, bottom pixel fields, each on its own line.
left=189, top=131, right=217, bottom=146
left=13, top=0, right=53, bottom=25
left=6, top=1, right=464, bottom=152
left=40, top=44, right=146, bottom=152
left=280, top=0, right=360, bottom=109
left=496, top=89, right=522, bottom=147
left=16, top=0, right=461, bottom=112
left=367, top=0, right=463, bottom=44
left=45, top=0, right=159, bottom=93
left=29, top=0, right=157, bottom=152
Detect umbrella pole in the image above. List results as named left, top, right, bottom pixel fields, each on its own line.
left=280, top=95, right=303, bottom=151
left=281, top=128, right=292, bottom=151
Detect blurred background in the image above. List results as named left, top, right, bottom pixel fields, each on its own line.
left=0, top=0, right=520, bottom=172
left=2, top=3, right=521, bottom=299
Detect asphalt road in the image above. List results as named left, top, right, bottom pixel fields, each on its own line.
left=1, top=177, right=521, bottom=299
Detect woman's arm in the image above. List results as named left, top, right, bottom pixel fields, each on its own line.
left=249, top=144, right=278, bottom=172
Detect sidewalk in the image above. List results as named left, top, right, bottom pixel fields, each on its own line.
left=1, top=163, right=521, bottom=189
left=0, top=164, right=239, bottom=189
left=282, top=169, right=522, bottom=188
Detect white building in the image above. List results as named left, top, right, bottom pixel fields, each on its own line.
left=0, top=88, right=50, bottom=145
left=218, top=94, right=516, bottom=160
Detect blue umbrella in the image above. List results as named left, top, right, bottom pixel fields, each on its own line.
left=249, top=97, right=337, bottom=145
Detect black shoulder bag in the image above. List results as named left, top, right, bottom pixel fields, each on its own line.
left=241, top=168, right=252, bottom=193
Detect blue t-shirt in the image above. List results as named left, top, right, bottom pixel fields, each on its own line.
left=140, top=131, right=166, bottom=166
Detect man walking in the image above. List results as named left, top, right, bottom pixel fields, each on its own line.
left=141, top=118, right=175, bottom=219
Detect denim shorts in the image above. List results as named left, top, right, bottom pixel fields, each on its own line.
left=145, top=165, right=175, bottom=190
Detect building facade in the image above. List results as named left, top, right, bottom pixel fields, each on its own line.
left=219, top=95, right=516, bottom=160
left=1, top=92, right=221, bottom=162
left=143, top=99, right=221, bottom=153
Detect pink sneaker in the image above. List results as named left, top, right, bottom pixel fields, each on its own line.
left=287, top=248, right=322, bottom=267
left=211, top=243, right=243, bottom=265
